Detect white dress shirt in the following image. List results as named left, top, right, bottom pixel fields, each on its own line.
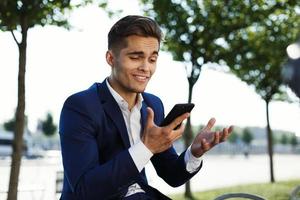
left=106, top=80, right=202, bottom=197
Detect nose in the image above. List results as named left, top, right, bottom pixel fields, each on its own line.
left=138, top=59, right=151, bottom=72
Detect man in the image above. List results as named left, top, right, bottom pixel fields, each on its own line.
left=59, top=15, right=233, bottom=200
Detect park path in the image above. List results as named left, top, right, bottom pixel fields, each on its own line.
left=0, top=154, right=300, bottom=199
left=146, top=154, right=300, bottom=195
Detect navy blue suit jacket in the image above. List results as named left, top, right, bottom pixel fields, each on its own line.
left=59, top=80, right=201, bottom=199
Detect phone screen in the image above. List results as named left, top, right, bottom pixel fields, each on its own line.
left=160, top=103, right=195, bottom=129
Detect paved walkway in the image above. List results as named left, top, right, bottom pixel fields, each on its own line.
left=0, top=154, right=300, bottom=199
left=146, top=154, right=300, bottom=195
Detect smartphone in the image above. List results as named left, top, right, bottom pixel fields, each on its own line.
left=160, top=103, right=195, bottom=130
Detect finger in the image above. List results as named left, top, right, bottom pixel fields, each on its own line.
left=213, top=131, right=220, bottom=144
left=203, top=118, right=216, bottom=132
left=172, top=123, right=185, bottom=141
left=165, top=112, right=190, bottom=131
left=177, top=122, right=186, bottom=133
left=145, top=107, right=155, bottom=128
left=162, top=132, right=181, bottom=149
left=173, top=131, right=183, bottom=141
left=228, top=125, right=234, bottom=133
left=220, top=128, right=228, bottom=142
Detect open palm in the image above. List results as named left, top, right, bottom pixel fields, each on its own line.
left=191, top=118, right=234, bottom=158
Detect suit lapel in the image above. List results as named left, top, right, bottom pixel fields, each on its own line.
left=140, top=101, right=148, bottom=132
left=97, top=81, right=131, bottom=148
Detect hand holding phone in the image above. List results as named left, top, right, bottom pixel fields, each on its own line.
left=160, top=103, right=195, bottom=130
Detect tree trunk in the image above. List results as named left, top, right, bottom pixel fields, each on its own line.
left=265, top=100, right=275, bottom=183
left=184, top=83, right=195, bottom=200
left=7, top=22, right=28, bottom=200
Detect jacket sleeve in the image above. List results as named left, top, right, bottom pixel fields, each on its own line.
left=149, top=97, right=202, bottom=187
left=59, top=94, right=139, bottom=199
left=151, top=148, right=202, bottom=187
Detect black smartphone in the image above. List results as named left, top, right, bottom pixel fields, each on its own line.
left=160, top=103, right=195, bottom=130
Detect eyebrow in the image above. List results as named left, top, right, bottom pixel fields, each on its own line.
left=126, top=51, right=159, bottom=56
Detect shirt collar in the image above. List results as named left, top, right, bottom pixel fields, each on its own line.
left=106, top=78, right=143, bottom=111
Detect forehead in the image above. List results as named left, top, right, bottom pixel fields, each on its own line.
left=122, top=35, right=159, bottom=54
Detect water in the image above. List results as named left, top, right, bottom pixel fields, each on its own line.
left=0, top=154, right=299, bottom=200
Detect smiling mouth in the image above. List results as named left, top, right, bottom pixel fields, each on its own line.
left=133, top=75, right=149, bottom=82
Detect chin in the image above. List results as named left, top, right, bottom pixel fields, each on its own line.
left=133, top=86, right=147, bottom=93
left=135, top=88, right=146, bottom=93
left=131, top=83, right=147, bottom=92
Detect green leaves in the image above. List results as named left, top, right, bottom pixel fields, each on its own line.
left=141, top=0, right=300, bottom=102
left=0, top=0, right=111, bottom=32
left=0, top=0, right=70, bottom=31
left=224, top=3, right=300, bottom=102
left=40, top=112, right=57, bottom=137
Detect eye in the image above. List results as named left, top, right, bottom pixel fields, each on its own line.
left=149, top=56, right=157, bottom=63
left=129, top=56, right=139, bottom=60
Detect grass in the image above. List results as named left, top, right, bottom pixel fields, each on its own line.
left=169, top=179, right=300, bottom=200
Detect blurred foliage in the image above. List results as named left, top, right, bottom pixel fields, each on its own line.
left=290, top=134, right=298, bottom=147
left=40, top=113, right=57, bottom=137
left=280, top=134, right=289, bottom=145
left=0, top=0, right=109, bottom=32
left=222, top=4, right=300, bottom=103
left=3, top=114, right=28, bottom=133
left=242, top=128, right=253, bottom=145
left=0, top=0, right=72, bottom=32
left=140, top=0, right=300, bottom=102
left=228, top=130, right=239, bottom=144
left=3, top=118, right=15, bottom=133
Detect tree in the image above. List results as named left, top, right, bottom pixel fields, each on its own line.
left=41, top=113, right=57, bottom=137
left=283, top=44, right=300, bottom=98
left=139, top=0, right=300, bottom=197
left=0, top=1, right=108, bottom=199
left=3, top=118, right=16, bottom=133
left=280, top=134, right=288, bottom=145
left=227, top=129, right=239, bottom=155
left=0, top=1, right=71, bottom=199
left=290, top=134, right=298, bottom=149
left=228, top=130, right=239, bottom=144
left=3, top=115, right=28, bottom=133
left=242, top=128, right=253, bottom=146
left=222, top=2, right=300, bottom=182
left=242, top=128, right=253, bottom=157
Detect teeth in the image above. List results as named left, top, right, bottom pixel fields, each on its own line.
left=134, top=75, right=147, bottom=81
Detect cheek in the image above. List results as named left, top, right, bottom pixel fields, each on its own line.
left=150, top=64, right=157, bottom=75
left=113, top=59, right=128, bottom=75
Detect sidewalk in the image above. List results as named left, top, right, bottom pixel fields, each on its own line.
left=146, top=154, right=300, bottom=195
left=1, top=154, right=300, bottom=199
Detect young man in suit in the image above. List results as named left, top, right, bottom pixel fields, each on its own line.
left=59, top=15, right=233, bottom=199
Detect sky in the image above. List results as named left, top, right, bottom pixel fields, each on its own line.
left=0, top=1, right=300, bottom=136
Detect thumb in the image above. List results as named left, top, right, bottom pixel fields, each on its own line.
left=146, top=107, right=155, bottom=128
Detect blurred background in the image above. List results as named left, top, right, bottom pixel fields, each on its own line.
left=0, top=0, right=300, bottom=199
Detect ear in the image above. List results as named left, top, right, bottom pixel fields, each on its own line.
left=106, top=50, right=114, bottom=67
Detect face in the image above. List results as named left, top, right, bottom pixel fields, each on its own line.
left=106, top=35, right=159, bottom=98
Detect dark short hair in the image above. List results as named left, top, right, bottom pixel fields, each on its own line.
left=108, top=15, right=163, bottom=52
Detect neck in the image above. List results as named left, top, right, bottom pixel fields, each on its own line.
left=108, top=77, right=138, bottom=110
left=124, top=93, right=138, bottom=111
